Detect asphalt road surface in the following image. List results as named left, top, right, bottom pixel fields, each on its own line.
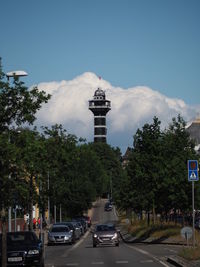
left=45, top=199, right=181, bottom=267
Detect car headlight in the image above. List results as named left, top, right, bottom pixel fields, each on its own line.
left=48, top=235, right=54, bottom=240
left=111, top=233, right=118, bottom=239
left=28, top=249, right=39, bottom=255
left=69, top=230, right=73, bottom=236
left=94, top=234, right=98, bottom=238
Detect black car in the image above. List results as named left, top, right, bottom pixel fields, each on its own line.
left=104, top=202, right=112, bottom=211
left=0, top=231, right=44, bottom=267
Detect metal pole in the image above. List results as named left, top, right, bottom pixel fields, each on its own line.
left=1, top=206, right=7, bottom=267
left=8, top=171, right=12, bottom=232
left=8, top=207, right=12, bottom=232
left=54, top=205, right=56, bottom=223
left=60, top=204, right=62, bottom=222
left=192, top=181, right=195, bottom=247
left=110, top=176, right=112, bottom=200
left=14, top=208, right=17, bottom=231
left=47, top=171, right=50, bottom=224
left=40, top=214, right=43, bottom=240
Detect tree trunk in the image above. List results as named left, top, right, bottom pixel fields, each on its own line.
left=29, top=174, right=33, bottom=231
left=1, top=207, right=7, bottom=267
left=153, top=200, right=156, bottom=224
left=147, top=211, right=150, bottom=226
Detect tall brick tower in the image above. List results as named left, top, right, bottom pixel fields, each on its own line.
left=89, top=88, right=111, bottom=143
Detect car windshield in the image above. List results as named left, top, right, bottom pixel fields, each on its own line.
left=51, top=226, right=69, bottom=232
left=54, top=222, right=74, bottom=230
left=7, top=232, right=38, bottom=245
left=96, top=225, right=115, bottom=232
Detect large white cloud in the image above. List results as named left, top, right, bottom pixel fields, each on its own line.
left=35, top=72, right=199, bottom=153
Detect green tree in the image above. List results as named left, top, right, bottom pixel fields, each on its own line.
left=158, top=115, right=199, bottom=216
left=0, top=58, right=50, bottom=209
left=126, top=117, right=163, bottom=223
left=119, top=115, right=199, bottom=225
left=42, top=124, right=78, bottom=220
left=0, top=58, right=50, bottom=267
left=89, top=142, right=125, bottom=200
left=13, top=128, right=47, bottom=230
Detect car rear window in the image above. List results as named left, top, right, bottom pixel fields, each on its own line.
left=7, top=232, right=38, bottom=245
left=51, top=226, right=69, bottom=232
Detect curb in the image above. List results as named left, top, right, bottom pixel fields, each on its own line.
left=167, top=256, right=195, bottom=267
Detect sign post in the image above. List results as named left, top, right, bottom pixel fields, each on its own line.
left=188, top=160, right=199, bottom=247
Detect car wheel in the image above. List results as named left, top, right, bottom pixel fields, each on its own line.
left=115, top=243, right=119, bottom=246
left=93, top=243, right=96, bottom=247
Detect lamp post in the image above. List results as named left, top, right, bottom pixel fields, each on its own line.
left=6, top=70, right=28, bottom=232
left=6, top=70, right=28, bottom=80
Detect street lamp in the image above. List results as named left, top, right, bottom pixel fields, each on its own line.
left=6, top=70, right=28, bottom=80
left=6, top=70, right=28, bottom=232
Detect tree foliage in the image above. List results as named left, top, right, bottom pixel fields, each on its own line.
left=116, top=115, right=200, bottom=218
left=0, top=58, right=51, bottom=216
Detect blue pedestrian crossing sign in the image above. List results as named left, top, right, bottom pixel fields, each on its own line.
left=188, top=160, right=199, bottom=181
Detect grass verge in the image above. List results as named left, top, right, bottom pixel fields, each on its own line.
left=120, top=215, right=200, bottom=261
left=125, top=220, right=181, bottom=241
left=179, top=246, right=200, bottom=261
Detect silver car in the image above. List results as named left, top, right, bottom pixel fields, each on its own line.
left=92, top=223, right=120, bottom=247
left=48, top=225, right=73, bottom=245
left=71, top=221, right=82, bottom=239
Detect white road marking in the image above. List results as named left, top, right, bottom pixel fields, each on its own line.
left=140, top=259, right=154, bottom=263
left=72, top=230, right=90, bottom=249
left=91, top=262, right=104, bottom=265
left=116, top=260, right=129, bottom=264
left=125, top=244, right=170, bottom=267
left=66, top=263, right=79, bottom=266
left=62, top=230, right=91, bottom=258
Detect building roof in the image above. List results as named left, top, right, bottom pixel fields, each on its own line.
left=186, top=116, right=200, bottom=144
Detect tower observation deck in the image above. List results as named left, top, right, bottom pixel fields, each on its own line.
left=89, top=88, right=111, bottom=143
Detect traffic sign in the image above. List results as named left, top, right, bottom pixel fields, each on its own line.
left=188, top=160, right=199, bottom=181
left=181, top=227, right=193, bottom=240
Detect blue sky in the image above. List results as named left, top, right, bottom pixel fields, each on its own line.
left=1, top=0, right=199, bottom=105
left=1, top=0, right=200, bottom=152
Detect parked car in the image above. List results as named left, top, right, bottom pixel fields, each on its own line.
left=82, top=215, right=92, bottom=227
left=73, top=217, right=88, bottom=232
left=104, top=202, right=112, bottom=211
left=48, top=225, right=74, bottom=245
left=75, top=221, right=85, bottom=235
left=70, top=221, right=82, bottom=239
left=53, top=222, right=78, bottom=242
left=0, top=231, right=44, bottom=267
left=92, top=223, right=120, bottom=247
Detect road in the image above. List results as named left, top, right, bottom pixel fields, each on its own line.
left=45, top=199, right=181, bottom=267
